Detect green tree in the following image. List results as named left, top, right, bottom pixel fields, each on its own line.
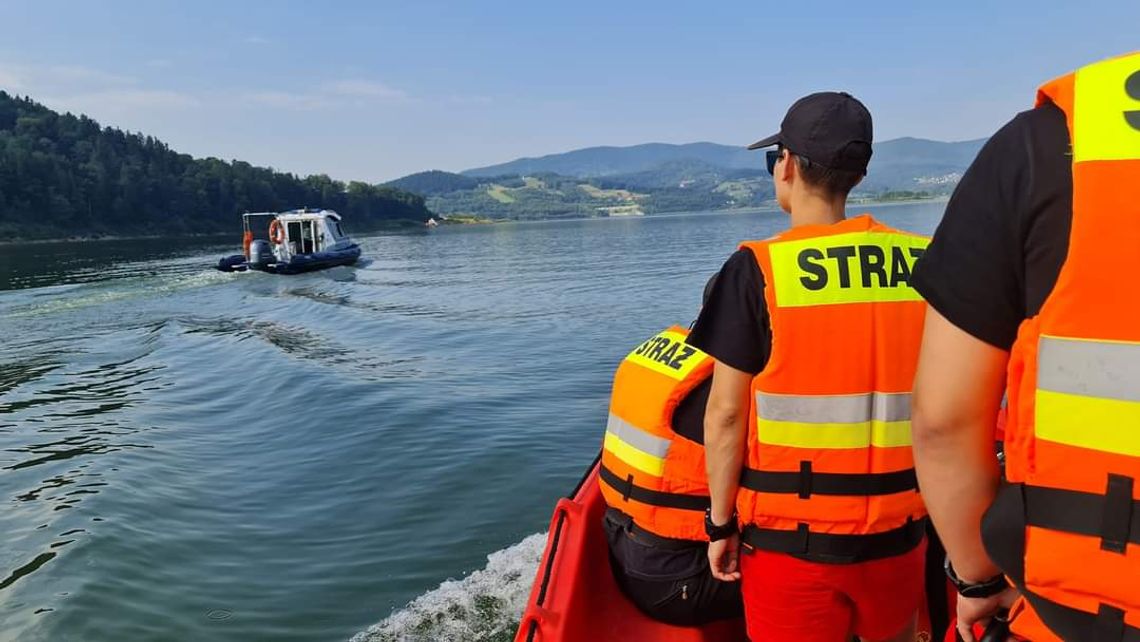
left=0, top=92, right=434, bottom=240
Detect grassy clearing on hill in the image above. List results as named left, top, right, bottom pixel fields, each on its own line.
left=486, top=185, right=517, bottom=203
left=579, top=184, right=644, bottom=202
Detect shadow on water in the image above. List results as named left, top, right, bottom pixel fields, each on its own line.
left=284, top=287, right=352, bottom=308
left=182, top=317, right=340, bottom=358
left=283, top=286, right=449, bottom=319
left=177, top=317, right=423, bottom=379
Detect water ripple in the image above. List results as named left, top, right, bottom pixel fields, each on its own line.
left=0, top=205, right=947, bottom=641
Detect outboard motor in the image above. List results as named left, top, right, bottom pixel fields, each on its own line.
left=248, top=239, right=273, bottom=267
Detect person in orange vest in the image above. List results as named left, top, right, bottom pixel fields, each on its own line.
left=911, top=51, right=1140, bottom=642
left=694, top=92, right=930, bottom=642
left=600, top=280, right=744, bottom=625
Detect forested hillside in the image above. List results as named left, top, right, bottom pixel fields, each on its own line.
left=384, top=170, right=482, bottom=196
left=0, top=92, right=433, bottom=240
left=405, top=170, right=772, bottom=221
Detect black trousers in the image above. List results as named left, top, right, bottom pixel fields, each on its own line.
left=603, top=509, right=743, bottom=627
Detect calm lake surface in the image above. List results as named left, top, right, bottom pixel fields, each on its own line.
left=0, top=203, right=945, bottom=641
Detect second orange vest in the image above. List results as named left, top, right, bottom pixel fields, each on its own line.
left=737, top=215, right=929, bottom=561
left=600, top=326, right=715, bottom=542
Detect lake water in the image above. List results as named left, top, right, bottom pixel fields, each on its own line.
left=0, top=203, right=946, bottom=641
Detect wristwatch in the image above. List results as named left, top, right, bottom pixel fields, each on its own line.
left=944, top=558, right=1010, bottom=598
left=704, top=509, right=737, bottom=542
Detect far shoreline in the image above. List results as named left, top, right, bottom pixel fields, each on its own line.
left=0, top=232, right=233, bottom=247
left=2, top=198, right=949, bottom=243
left=439, top=195, right=949, bottom=225
left=0, top=219, right=430, bottom=246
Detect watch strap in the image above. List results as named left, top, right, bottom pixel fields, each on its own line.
left=945, top=559, right=1009, bottom=598
left=704, top=509, right=737, bottom=542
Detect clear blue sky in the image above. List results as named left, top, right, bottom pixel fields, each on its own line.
left=1, top=1, right=1137, bottom=181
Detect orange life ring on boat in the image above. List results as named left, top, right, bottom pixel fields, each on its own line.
left=268, top=219, right=285, bottom=245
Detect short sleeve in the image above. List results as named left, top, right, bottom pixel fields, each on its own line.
left=911, top=112, right=1036, bottom=350
left=687, top=248, right=770, bottom=374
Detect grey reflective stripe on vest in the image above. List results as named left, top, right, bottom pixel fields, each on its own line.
left=1038, top=335, right=1140, bottom=403
left=606, top=413, right=671, bottom=458
left=755, top=392, right=912, bottom=423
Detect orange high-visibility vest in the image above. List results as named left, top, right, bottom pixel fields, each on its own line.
left=985, top=51, right=1140, bottom=641
left=736, top=215, right=929, bottom=561
left=600, top=326, right=715, bottom=542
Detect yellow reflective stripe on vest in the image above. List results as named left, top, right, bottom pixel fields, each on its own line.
left=1036, top=335, right=1140, bottom=456
left=1036, top=390, right=1140, bottom=457
left=757, top=419, right=912, bottom=449
left=755, top=392, right=913, bottom=449
left=1072, top=53, right=1140, bottom=163
left=603, top=413, right=670, bottom=476
left=766, top=232, right=929, bottom=308
left=624, top=329, right=709, bottom=381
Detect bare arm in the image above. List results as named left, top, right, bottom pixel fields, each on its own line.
left=704, top=359, right=752, bottom=525
left=912, top=306, right=1008, bottom=581
left=703, top=359, right=752, bottom=582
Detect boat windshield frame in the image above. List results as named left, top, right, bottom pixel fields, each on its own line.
left=241, top=211, right=278, bottom=234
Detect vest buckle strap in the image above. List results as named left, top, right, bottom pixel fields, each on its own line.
left=740, top=517, right=926, bottom=563
left=794, top=522, right=810, bottom=551
left=1022, top=481, right=1140, bottom=550
left=740, top=466, right=918, bottom=496
left=1102, top=474, right=1135, bottom=554
left=599, top=463, right=710, bottom=512
left=799, top=461, right=813, bottom=499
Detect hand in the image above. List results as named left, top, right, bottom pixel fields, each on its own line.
left=707, top=533, right=741, bottom=582
left=956, top=587, right=1018, bottom=642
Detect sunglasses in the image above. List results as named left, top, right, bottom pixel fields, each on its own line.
left=766, top=146, right=785, bottom=175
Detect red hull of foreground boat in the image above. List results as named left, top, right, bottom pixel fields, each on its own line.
left=516, top=458, right=952, bottom=642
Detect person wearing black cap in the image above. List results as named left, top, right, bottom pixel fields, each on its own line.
left=688, top=92, right=932, bottom=642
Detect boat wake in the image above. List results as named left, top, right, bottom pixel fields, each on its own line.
left=350, top=533, right=546, bottom=642
left=2, top=267, right=233, bottom=318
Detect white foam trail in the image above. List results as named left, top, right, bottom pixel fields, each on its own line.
left=3, top=269, right=233, bottom=318
left=350, top=532, right=547, bottom=642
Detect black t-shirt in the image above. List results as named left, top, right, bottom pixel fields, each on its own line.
left=912, top=103, right=1073, bottom=349
left=686, top=249, right=773, bottom=375
left=671, top=378, right=711, bottom=444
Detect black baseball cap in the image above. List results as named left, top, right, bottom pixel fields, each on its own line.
left=747, top=92, right=873, bottom=174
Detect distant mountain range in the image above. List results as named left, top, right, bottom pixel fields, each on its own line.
left=462, top=142, right=758, bottom=178
left=461, top=138, right=986, bottom=191
left=388, top=137, right=986, bottom=221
